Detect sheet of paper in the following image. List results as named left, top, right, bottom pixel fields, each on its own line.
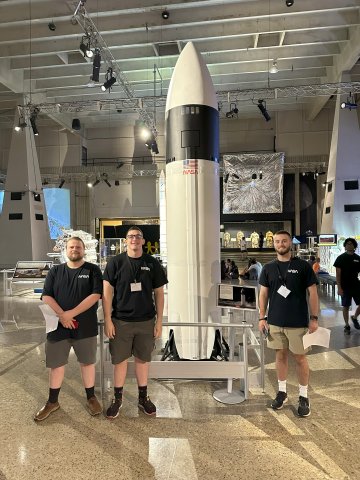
left=39, top=304, right=59, bottom=333
left=303, top=326, right=331, bottom=349
left=219, top=285, right=233, bottom=300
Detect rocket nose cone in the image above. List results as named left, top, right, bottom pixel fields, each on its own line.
left=165, top=42, right=217, bottom=112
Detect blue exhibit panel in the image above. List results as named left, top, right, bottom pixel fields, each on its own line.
left=43, top=188, right=71, bottom=239
left=0, top=191, right=3, bottom=213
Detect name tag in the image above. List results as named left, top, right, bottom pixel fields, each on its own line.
left=277, top=285, right=291, bottom=298
left=130, top=282, right=142, bottom=292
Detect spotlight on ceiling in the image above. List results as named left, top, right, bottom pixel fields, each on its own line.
left=269, top=60, right=278, bottom=74
left=80, top=36, right=93, bottom=58
left=48, top=21, right=56, bottom=31
left=114, top=180, right=120, bottom=186
left=91, top=48, right=101, bottom=82
left=225, top=103, right=239, bottom=118
left=104, top=179, right=111, bottom=188
left=14, top=117, right=27, bottom=132
left=285, top=0, right=294, bottom=6
left=101, top=68, right=116, bottom=91
left=162, top=9, right=169, bottom=19
left=340, top=93, right=357, bottom=110
left=72, top=118, right=81, bottom=131
left=92, top=179, right=100, bottom=187
left=257, top=99, right=271, bottom=121
left=59, top=179, right=65, bottom=189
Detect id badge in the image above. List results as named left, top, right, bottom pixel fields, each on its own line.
left=130, top=282, right=142, bottom=292
left=277, top=285, right=291, bottom=298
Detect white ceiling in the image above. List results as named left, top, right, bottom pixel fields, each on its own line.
left=0, top=0, right=359, bottom=130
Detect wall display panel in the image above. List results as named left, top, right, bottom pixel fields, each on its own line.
left=43, top=188, right=71, bottom=239
left=0, top=191, right=4, bottom=213
left=223, top=153, right=284, bottom=214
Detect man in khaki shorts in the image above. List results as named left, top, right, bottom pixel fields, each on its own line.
left=258, top=231, right=319, bottom=417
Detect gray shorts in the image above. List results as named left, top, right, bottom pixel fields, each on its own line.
left=267, top=325, right=310, bottom=355
left=45, top=336, right=97, bottom=368
left=109, top=318, right=155, bottom=364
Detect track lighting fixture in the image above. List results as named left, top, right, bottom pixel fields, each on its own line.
left=59, top=179, right=65, bottom=189
left=340, top=93, right=357, bottom=110
left=72, top=118, right=81, bottom=130
left=225, top=103, right=239, bottom=118
left=162, top=10, right=169, bottom=20
left=104, top=179, right=111, bottom=188
left=285, top=0, right=294, bottom=6
left=92, top=179, right=100, bottom=187
left=80, top=36, right=93, bottom=58
left=48, top=21, right=56, bottom=31
left=269, top=60, right=278, bottom=74
left=91, top=48, right=101, bottom=82
left=101, top=68, right=116, bottom=91
left=14, top=117, right=27, bottom=132
left=257, top=99, right=271, bottom=121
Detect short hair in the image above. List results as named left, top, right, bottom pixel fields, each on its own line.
left=67, top=236, right=85, bottom=249
left=274, top=230, right=292, bottom=239
left=126, top=225, right=144, bottom=237
left=344, top=237, right=358, bottom=249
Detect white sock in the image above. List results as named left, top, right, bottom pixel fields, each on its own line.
left=299, top=385, right=308, bottom=398
left=278, top=380, right=287, bottom=393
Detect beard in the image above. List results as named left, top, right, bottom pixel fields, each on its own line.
left=68, top=252, right=83, bottom=261
left=275, top=246, right=291, bottom=256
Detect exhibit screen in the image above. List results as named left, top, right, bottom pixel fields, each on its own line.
left=318, top=234, right=337, bottom=246
left=43, top=188, right=71, bottom=239
left=0, top=191, right=3, bottom=213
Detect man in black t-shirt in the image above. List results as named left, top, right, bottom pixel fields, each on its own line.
left=103, top=226, right=168, bottom=419
left=34, top=237, right=103, bottom=422
left=258, top=231, right=319, bottom=417
left=334, top=237, right=360, bottom=334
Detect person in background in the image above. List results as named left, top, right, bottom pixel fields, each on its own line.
left=334, top=237, right=360, bottom=334
left=259, top=232, right=264, bottom=249
left=227, top=260, right=239, bottom=279
left=308, top=255, right=316, bottom=267
left=221, top=260, right=227, bottom=280
left=34, top=237, right=103, bottom=421
left=103, top=226, right=168, bottom=419
left=312, top=257, right=321, bottom=274
left=258, top=231, right=319, bottom=417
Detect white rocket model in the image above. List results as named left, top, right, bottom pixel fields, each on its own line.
left=165, top=42, right=220, bottom=360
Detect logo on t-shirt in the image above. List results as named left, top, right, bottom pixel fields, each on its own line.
left=288, top=269, right=299, bottom=273
left=141, top=267, right=150, bottom=271
left=78, top=274, right=90, bottom=278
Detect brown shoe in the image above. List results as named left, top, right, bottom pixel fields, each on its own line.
left=87, top=396, right=102, bottom=416
left=34, top=401, right=60, bottom=421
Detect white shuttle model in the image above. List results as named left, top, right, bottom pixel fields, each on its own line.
left=165, top=42, right=220, bottom=360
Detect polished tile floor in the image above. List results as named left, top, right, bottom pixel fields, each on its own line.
left=0, top=282, right=359, bottom=480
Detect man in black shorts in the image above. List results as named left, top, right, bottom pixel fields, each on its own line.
left=258, top=231, right=319, bottom=417
left=34, top=237, right=103, bottom=421
left=334, top=237, right=360, bottom=334
left=103, top=226, right=168, bottom=419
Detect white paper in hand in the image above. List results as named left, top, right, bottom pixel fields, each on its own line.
left=39, top=304, right=59, bottom=333
left=303, top=326, right=331, bottom=349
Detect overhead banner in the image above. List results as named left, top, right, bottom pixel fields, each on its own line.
left=223, top=153, right=284, bottom=214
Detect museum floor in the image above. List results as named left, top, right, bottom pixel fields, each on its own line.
left=0, top=282, right=359, bottom=480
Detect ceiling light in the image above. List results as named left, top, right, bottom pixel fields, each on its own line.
left=225, top=103, right=239, bottom=118
left=101, top=68, right=116, bottom=91
left=59, top=179, right=65, bottom=189
left=104, top=179, right=111, bottom=187
left=92, top=179, right=100, bottom=187
left=48, top=21, right=56, bottom=31
left=162, top=10, right=169, bottom=20
left=285, top=0, right=294, bottom=6
left=91, top=49, right=101, bottom=82
left=72, top=118, right=81, bottom=130
left=269, top=61, right=278, bottom=74
left=340, top=93, right=357, bottom=110
left=257, top=99, right=271, bottom=122
left=80, top=36, right=93, bottom=58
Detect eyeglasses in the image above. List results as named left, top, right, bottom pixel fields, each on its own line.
left=126, top=234, right=143, bottom=240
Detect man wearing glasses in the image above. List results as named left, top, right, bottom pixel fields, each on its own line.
left=103, top=226, right=168, bottom=419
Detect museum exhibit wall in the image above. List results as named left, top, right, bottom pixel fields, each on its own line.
left=0, top=106, right=334, bottom=235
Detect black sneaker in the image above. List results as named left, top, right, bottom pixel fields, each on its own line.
left=271, top=391, right=288, bottom=410
left=298, top=396, right=311, bottom=417
left=138, top=396, right=156, bottom=416
left=344, top=325, right=351, bottom=335
left=106, top=397, right=122, bottom=419
left=351, top=316, right=360, bottom=330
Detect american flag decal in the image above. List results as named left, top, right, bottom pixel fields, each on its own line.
left=183, top=159, right=198, bottom=174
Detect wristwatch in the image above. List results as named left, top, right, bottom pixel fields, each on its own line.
left=259, top=316, right=268, bottom=321
left=310, top=315, right=318, bottom=320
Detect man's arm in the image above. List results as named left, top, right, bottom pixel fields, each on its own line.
left=258, top=285, right=269, bottom=332
left=103, top=280, right=115, bottom=339
left=153, top=286, right=164, bottom=339
left=58, top=294, right=101, bottom=325
left=42, top=295, right=64, bottom=316
left=335, top=267, right=343, bottom=296
left=307, top=283, right=319, bottom=333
